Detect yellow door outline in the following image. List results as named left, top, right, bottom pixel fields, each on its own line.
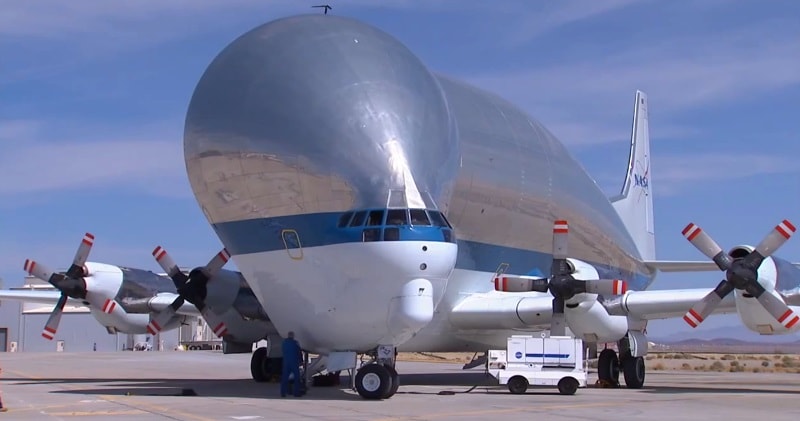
left=492, top=262, right=509, bottom=283
left=281, top=229, right=303, bottom=260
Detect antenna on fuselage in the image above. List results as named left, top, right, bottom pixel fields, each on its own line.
left=312, top=4, right=332, bottom=14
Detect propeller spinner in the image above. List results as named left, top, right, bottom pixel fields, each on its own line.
left=146, top=246, right=231, bottom=338
left=680, top=220, right=798, bottom=330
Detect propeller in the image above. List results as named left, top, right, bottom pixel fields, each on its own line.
left=146, top=246, right=231, bottom=338
left=493, top=220, right=628, bottom=336
left=539, top=220, right=628, bottom=336
left=680, top=220, right=799, bottom=330
left=23, top=233, right=95, bottom=340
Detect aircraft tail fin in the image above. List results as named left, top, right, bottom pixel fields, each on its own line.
left=610, top=90, right=655, bottom=261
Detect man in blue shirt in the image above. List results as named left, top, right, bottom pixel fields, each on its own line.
left=280, top=331, right=304, bottom=397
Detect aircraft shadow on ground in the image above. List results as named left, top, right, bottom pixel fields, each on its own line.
left=5, top=371, right=797, bottom=399
left=4, top=377, right=360, bottom=401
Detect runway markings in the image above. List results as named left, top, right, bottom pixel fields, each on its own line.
left=46, top=409, right=146, bottom=416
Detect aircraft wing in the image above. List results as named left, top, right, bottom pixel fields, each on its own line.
left=0, top=289, right=86, bottom=307
left=0, top=290, right=202, bottom=317
left=617, top=288, right=737, bottom=320
left=645, top=260, right=800, bottom=272
left=450, top=287, right=737, bottom=331
left=121, top=292, right=203, bottom=317
left=644, top=261, right=719, bottom=272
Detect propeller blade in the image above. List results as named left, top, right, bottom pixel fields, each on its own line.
left=753, top=219, right=796, bottom=259
left=152, top=246, right=188, bottom=286
left=146, top=296, right=184, bottom=335
left=552, top=220, right=569, bottom=260
left=23, top=259, right=56, bottom=283
left=201, top=306, right=229, bottom=338
left=204, top=248, right=231, bottom=278
left=683, top=280, right=735, bottom=328
left=66, top=232, right=95, bottom=278
left=681, top=223, right=732, bottom=270
left=42, top=294, right=68, bottom=340
left=100, top=298, right=118, bottom=314
left=550, top=297, right=566, bottom=336
left=584, top=279, right=628, bottom=296
left=751, top=290, right=800, bottom=329
left=493, top=275, right=548, bottom=293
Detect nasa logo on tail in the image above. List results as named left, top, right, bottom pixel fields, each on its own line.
left=633, top=157, right=650, bottom=202
left=634, top=173, right=648, bottom=189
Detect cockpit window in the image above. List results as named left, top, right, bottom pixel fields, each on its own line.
left=337, top=211, right=354, bottom=228
left=362, top=228, right=381, bottom=242
left=349, top=211, right=367, bottom=227
left=367, top=209, right=385, bottom=226
left=428, top=211, right=448, bottom=227
left=386, top=209, right=408, bottom=225
left=410, top=209, right=431, bottom=226
left=441, top=212, right=453, bottom=228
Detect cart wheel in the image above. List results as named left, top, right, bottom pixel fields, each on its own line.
left=557, top=377, right=579, bottom=395
left=507, top=375, right=528, bottom=394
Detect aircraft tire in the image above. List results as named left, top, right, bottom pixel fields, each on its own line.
left=383, top=365, right=399, bottom=398
left=251, top=347, right=267, bottom=382
left=623, top=356, right=645, bottom=389
left=598, top=349, right=620, bottom=385
left=355, top=364, right=392, bottom=399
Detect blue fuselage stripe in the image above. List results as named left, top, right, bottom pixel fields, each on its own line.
left=212, top=213, right=652, bottom=291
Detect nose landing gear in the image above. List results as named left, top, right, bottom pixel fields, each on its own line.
left=353, top=345, right=399, bottom=399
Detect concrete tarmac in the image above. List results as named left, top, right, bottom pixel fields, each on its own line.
left=0, top=351, right=798, bottom=420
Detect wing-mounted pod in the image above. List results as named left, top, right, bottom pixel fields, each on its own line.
left=22, top=233, right=133, bottom=339
left=680, top=220, right=799, bottom=332
left=492, top=220, right=630, bottom=342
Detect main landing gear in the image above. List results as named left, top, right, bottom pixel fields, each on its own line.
left=596, top=344, right=645, bottom=389
left=251, top=335, right=284, bottom=382
left=353, top=345, right=399, bottom=400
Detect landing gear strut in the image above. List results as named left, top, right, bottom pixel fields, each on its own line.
left=354, top=345, right=399, bottom=400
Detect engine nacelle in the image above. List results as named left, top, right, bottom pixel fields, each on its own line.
left=84, top=262, right=185, bottom=334
left=565, top=299, right=630, bottom=343
left=564, top=258, right=630, bottom=343
left=728, top=245, right=800, bottom=334
left=204, top=269, right=243, bottom=312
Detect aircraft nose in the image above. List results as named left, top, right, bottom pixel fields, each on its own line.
left=184, top=14, right=459, bottom=217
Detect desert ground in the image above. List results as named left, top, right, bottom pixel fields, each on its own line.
left=397, top=351, right=800, bottom=374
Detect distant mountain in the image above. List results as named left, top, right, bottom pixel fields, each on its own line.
left=652, top=325, right=800, bottom=345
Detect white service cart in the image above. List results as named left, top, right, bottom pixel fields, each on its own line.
left=488, top=334, right=587, bottom=395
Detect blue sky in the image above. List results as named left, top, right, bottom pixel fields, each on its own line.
left=1, top=0, right=798, bottom=338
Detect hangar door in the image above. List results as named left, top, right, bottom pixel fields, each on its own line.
left=0, top=328, right=7, bottom=352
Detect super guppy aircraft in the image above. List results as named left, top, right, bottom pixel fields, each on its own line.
left=8, top=12, right=798, bottom=399
left=180, top=13, right=800, bottom=399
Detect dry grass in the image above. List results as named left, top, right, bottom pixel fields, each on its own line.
left=639, top=353, right=800, bottom=373
left=398, top=352, right=800, bottom=373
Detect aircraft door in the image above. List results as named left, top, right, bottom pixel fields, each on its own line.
left=281, top=229, right=304, bottom=260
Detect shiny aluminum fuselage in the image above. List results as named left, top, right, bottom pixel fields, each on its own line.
left=183, top=14, right=655, bottom=353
